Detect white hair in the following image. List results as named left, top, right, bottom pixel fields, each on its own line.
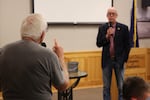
left=20, top=13, right=47, bottom=41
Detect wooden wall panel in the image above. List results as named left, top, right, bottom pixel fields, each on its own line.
left=147, top=49, right=150, bottom=81
left=0, top=48, right=149, bottom=99
left=64, top=51, right=102, bottom=88
left=64, top=48, right=150, bottom=89
left=64, top=48, right=150, bottom=100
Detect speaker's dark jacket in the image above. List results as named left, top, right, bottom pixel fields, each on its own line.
left=96, top=22, right=131, bottom=68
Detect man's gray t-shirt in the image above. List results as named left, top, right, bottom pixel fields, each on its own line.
left=0, top=40, right=65, bottom=100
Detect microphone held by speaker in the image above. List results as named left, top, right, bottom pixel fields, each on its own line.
left=41, top=42, right=47, bottom=47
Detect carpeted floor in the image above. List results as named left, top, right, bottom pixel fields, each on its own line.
left=52, top=87, right=103, bottom=100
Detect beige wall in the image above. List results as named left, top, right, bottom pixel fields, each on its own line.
left=0, top=0, right=150, bottom=52
left=0, top=0, right=31, bottom=47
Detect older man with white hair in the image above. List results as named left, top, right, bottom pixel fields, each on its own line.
left=0, top=13, right=69, bottom=100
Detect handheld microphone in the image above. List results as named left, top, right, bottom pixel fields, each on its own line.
left=41, top=42, right=47, bottom=47
left=109, top=22, right=113, bottom=27
left=108, top=22, right=114, bottom=36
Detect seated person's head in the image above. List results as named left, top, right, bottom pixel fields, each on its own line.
left=123, top=76, right=150, bottom=100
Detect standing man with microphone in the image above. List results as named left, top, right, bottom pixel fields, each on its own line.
left=96, top=7, right=131, bottom=100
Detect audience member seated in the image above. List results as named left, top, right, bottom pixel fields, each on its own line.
left=123, top=76, right=150, bottom=100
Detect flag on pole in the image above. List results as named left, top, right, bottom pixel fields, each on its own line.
left=129, top=0, right=139, bottom=47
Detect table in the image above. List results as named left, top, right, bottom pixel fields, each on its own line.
left=58, top=71, right=88, bottom=100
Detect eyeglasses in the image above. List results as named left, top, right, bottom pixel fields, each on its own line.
left=107, top=12, right=116, bottom=16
